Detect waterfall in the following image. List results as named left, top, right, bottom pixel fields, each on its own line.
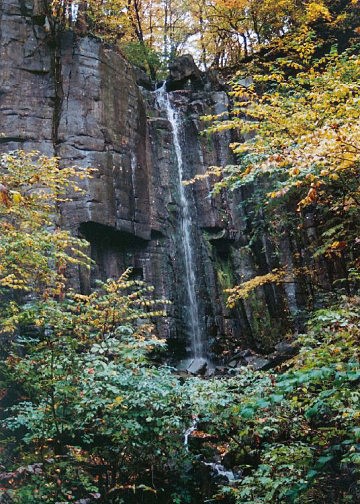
left=184, top=417, right=198, bottom=449
left=156, top=85, right=206, bottom=368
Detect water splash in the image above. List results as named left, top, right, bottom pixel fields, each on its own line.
left=183, top=417, right=238, bottom=481
left=203, top=462, right=237, bottom=482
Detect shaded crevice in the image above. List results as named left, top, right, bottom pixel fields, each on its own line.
left=79, top=221, right=149, bottom=249
left=19, top=0, right=31, bottom=17
left=151, top=230, right=166, bottom=240
left=18, top=67, right=49, bottom=75
left=64, top=33, right=78, bottom=129
left=78, top=222, right=149, bottom=291
left=0, top=136, right=30, bottom=143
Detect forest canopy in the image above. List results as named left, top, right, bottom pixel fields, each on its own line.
left=45, top=0, right=360, bottom=74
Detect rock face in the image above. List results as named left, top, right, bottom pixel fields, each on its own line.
left=0, top=0, right=299, bottom=362
left=166, top=54, right=204, bottom=91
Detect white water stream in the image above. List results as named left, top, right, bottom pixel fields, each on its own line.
left=203, top=462, right=236, bottom=482
left=184, top=417, right=237, bottom=482
left=184, top=417, right=198, bottom=450
left=156, top=85, right=205, bottom=364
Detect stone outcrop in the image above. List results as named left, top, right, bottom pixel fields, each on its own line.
left=0, top=0, right=299, bottom=363
left=166, top=54, right=204, bottom=91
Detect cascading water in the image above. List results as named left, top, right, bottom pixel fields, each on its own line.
left=184, top=417, right=198, bottom=450
left=156, top=84, right=207, bottom=370
left=183, top=417, right=239, bottom=482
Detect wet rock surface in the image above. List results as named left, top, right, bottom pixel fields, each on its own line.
left=222, top=338, right=298, bottom=373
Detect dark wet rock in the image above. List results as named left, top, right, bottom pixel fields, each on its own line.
left=266, top=339, right=299, bottom=366
left=274, top=340, right=298, bottom=357
left=133, top=66, right=155, bottom=90
left=187, top=358, right=208, bottom=376
left=229, top=349, right=255, bottom=365
left=223, top=339, right=299, bottom=372
left=214, top=366, right=227, bottom=375
left=243, top=355, right=272, bottom=371
left=203, top=69, right=228, bottom=92
left=237, top=349, right=254, bottom=358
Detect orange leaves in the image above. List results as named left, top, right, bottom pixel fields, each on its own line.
left=290, top=167, right=300, bottom=177
left=268, top=187, right=290, bottom=199
left=241, top=165, right=253, bottom=178
left=0, top=183, right=10, bottom=207
left=306, top=186, right=317, bottom=202
left=221, top=51, right=360, bottom=221
left=324, top=240, right=347, bottom=258
left=329, top=241, right=347, bottom=251
left=297, top=186, right=318, bottom=209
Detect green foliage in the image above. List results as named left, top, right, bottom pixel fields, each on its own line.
left=205, top=37, right=360, bottom=311
left=1, top=271, right=189, bottom=502
left=0, top=151, right=191, bottom=502
left=191, top=297, right=360, bottom=503
left=2, top=4, right=360, bottom=503
left=121, top=41, right=164, bottom=77
left=1, top=155, right=359, bottom=504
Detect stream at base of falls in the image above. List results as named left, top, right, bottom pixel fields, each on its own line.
left=183, top=417, right=239, bottom=483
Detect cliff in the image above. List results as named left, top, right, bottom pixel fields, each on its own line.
left=0, top=0, right=300, bottom=364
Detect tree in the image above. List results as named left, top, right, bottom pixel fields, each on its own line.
left=0, top=150, right=90, bottom=299
left=0, top=151, right=189, bottom=503
left=38, top=0, right=359, bottom=76
left=1, top=273, right=186, bottom=502
left=190, top=0, right=304, bottom=68
left=204, top=0, right=360, bottom=306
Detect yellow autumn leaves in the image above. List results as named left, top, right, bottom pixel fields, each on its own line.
left=207, top=43, right=359, bottom=306
left=0, top=151, right=92, bottom=294
left=225, top=269, right=287, bottom=307
left=227, top=52, right=360, bottom=210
